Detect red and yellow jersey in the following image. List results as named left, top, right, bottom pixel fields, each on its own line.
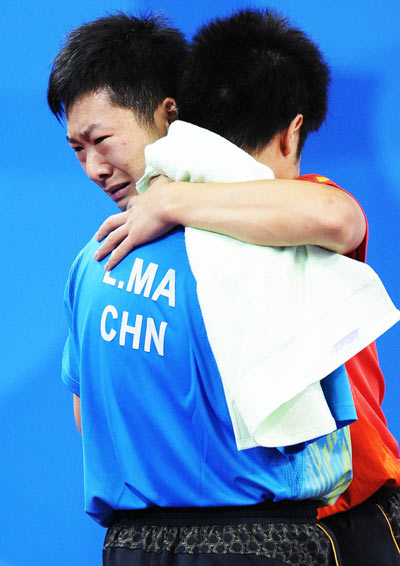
left=298, top=174, right=400, bottom=518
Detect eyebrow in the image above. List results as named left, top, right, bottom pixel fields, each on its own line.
left=66, top=123, right=100, bottom=144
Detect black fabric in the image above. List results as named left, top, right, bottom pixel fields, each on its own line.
left=103, top=502, right=340, bottom=565
left=103, top=546, right=290, bottom=565
left=321, top=487, right=400, bottom=566
left=108, top=498, right=321, bottom=526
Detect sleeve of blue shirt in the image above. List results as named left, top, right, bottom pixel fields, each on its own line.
left=61, top=246, right=86, bottom=397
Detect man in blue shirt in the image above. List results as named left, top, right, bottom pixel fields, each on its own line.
left=48, top=10, right=362, bottom=566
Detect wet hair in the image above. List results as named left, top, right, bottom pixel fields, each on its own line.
left=178, top=8, right=330, bottom=155
left=47, top=12, right=188, bottom=125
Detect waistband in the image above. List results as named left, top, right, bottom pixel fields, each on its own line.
left=109, top=498, right=321, bottom=527
left=365, top=485, right=400, bottom=505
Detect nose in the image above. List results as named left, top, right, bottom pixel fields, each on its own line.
left=85, top=149, right=112, bottom=185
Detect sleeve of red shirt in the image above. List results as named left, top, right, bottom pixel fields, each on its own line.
left=298, top=173, right=368, bottom=263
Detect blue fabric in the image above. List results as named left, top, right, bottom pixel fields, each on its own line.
left=278, top=365, right=356, bottom=456
left=62, top=228, right=352, bottom=526
left=321, top=365, right=357, bottom=428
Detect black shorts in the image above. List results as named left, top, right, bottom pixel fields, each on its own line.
left=103, top=499, right=342, bottom=565
left=321, top=486, right=400, bottom=566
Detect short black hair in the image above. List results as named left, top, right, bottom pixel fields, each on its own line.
left=178, top=8, right=330, bottom=155
left=47, top=12, right=188, bottom=125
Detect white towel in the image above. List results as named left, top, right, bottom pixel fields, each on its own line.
left=137, top=121, right=400, bottom=450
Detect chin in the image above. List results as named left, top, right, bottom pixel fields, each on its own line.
left=120, top=193, right=135, bottom=211
left=114, top=198, right=128, bottom=212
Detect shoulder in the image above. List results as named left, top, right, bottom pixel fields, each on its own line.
left=298, top=174, right=368, bottom=262
left=65, top=236, right=99, bottom=304
left=69, top=236, right=99, bottom=273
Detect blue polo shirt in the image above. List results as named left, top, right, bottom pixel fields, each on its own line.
left=62, top=228, right=352, bottom=526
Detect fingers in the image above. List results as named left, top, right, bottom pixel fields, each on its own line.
left=149, top=175, right=173, bottom=188
left=126, top=195, right=138, bottom=210
left=148, top=174, right=162, bottom=187
left=96, top=211, right=128, bottom=242
left=105, top=239, right=136, bottom=271
left=94, top=225, right=128, bottom=262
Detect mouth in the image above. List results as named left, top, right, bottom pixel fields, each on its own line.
left=107, top=182, right=131, bottom=202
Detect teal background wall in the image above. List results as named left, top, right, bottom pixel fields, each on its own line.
left=1, top=1, right=399, bottom=564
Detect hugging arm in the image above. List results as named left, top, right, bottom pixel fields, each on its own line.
left=95, top=176, right=366, bottom=270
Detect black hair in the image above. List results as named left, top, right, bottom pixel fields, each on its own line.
left=47, top=12, right=188, bottom=125
left=178, top=8, right=330, bottom=155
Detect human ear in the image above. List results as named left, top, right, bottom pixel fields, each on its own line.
left=280, top=114, right=303, bottom=156
left=152, top=98, right=178, bottom=136
left=162, top=97, right=178, bottom=124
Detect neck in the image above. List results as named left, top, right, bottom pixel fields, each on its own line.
left=250, top=133, right=301, bottom=179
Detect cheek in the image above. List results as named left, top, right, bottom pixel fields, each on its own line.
left=103, top=145, right=127, bottom=170
left=106, top=137, right=147, bottom=176
left=124, top=145, right=146, bottom=172
left=75, top=153, right=89, bottom=174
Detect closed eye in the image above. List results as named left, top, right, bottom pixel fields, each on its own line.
left=94, top=136, right=109, bottom=145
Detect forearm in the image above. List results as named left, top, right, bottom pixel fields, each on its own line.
left=162, top=179, right=366, bottom=254
left=95, top=175, right=366, bottom=270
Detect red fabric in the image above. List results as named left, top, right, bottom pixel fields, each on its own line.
left=297, top=174, right=400, bottom=518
